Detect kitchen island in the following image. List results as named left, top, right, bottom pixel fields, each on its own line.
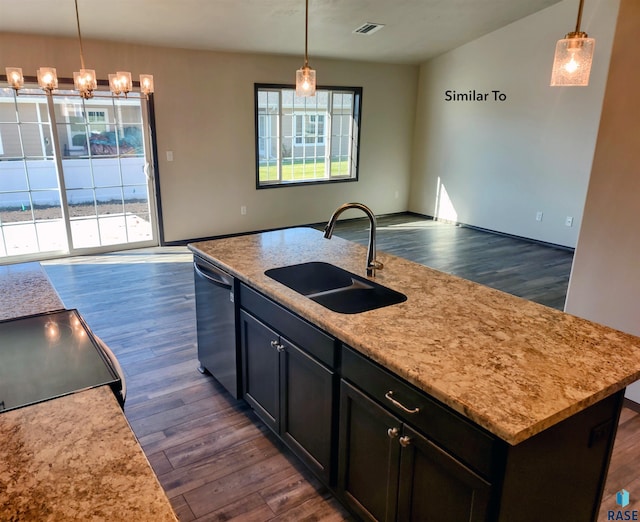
left=0, top=263, right=177, bottom=521
left=189, top=227, right=640, bottom=521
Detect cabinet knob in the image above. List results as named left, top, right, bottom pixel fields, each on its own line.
left=270, top=340, right=278, bottom=348
left=399, top=436, right=412, bottom=447
left=276, top=344, right=285, bottom=352
left=387, top=427, right=399, bottom=439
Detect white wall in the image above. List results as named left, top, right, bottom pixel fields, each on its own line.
left=0, top=34, right=418, bottom=242
left=409, top=0, right=619, bottom=248
left=564, top=0, right=640, bottom=401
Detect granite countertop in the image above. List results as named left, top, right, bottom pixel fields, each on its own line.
left=189, top=227, right=640, bottom=445
left=0, top=263, right=177, bottom=521
left=0, top=386, right=177, bottom=521
left=0, top=262, right=65, bottom=320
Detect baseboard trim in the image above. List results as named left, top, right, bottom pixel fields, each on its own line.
left=165, top=211, right=575, bottom=253
left=624, top=397, right=640, bottom=414
left=406, top=212, right=575, bottom=253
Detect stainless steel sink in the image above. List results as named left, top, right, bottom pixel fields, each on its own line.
left=265, top=262, right=407, bottom=314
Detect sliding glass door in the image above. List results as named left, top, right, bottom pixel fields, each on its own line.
left=0, top=85, right=157, bottom=263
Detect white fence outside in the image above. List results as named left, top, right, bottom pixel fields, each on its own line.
left=0, top=157, right=147, bottom=209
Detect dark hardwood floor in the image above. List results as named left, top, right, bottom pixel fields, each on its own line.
left=40, top=215, right=637, bottom=521
left=313, top=214, right=574, bottom=310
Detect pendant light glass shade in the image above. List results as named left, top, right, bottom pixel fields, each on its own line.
left=550, top=34, right=595, bottom=86
left=74, top=69, right=97, bottom=98
left=37, top=67, right=58, bottom=92
left=296, top=65, right=316, bottom=97
left=5, top=67, right=24, bottom=91
left=550, top=0, right=595, bottom=87
left=109, top=71, right=132, bottom=95
left=139, top=74, right=155, bottom=96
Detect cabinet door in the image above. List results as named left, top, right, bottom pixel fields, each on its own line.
left=281, top=338, right=335, bottom=483
left=240, top=310, right=281, bottom=432
left=397, top=424, right=491, bottom=522
left=338, top=380, right=401, bottom=522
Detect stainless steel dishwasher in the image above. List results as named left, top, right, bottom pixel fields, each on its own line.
left=193, top=254, right=239, bottom=398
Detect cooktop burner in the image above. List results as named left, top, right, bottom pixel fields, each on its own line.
left=0, top=309, right=119, bottom=413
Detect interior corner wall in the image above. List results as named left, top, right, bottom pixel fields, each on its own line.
left=0, top=34, right=418, bottom=242
left=563, top=0, right=640, bottom=401
left=408, top=0, right=619, bottom=248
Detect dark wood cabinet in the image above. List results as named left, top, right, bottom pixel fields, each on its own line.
left=239, top=286, right=337, bottom=483
left=234, top=282, right=624, bottom=522
left=397, top=423, right=491, bottom=522
left=240, top=310, right=280, bottom=432
left=338, top=380, right=491, bottom=522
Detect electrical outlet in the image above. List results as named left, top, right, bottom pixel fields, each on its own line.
left=536, top=211, right=543, bottom=222
left=240, top=205, right=247, bottom=215
left=565, top=216, right=574, bottom=227
left=166, top=150, right=173, bottom=162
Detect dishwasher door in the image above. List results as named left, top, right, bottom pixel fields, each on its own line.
left=193, top=255, right=239, bottom=398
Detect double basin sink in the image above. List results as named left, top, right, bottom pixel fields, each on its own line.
left=265, top=262, right=406, bottom=314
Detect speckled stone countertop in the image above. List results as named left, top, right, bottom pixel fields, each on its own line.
left=0, top=386, right=177, bottom=521
left=189, top=227, right=640, bottom=445
left=0, top=263, right=177, bottom=521
left=0, top=262, right=64, bottom=319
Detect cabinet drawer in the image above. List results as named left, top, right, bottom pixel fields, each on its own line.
left=240, top=284, right=337, bottom=368
left=341, top=345, right=501, bottom=480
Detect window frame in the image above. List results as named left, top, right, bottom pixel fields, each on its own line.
left=254, top=83, right=362, bottom=189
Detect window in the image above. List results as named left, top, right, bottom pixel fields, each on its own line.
left=255, top=84, right=362, bottom=187
left=294, top=114, right=325, bottom=146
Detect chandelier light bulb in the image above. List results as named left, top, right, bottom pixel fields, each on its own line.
left=5, top=67, right=24, bottom=90
left=37, top=67, right=58, bottom=93
left=139, top=74, right=155, bottom=96
left=74, top=68, right=97, bottom=98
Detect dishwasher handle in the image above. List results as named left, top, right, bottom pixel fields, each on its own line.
left=194, top=260, right=234, bottom=289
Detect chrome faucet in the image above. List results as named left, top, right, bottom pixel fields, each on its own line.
left=323, top=202, right=383, bottom=277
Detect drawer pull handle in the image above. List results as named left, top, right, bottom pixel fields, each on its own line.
left=387, top=427, right=399, bottom=439
left=385, top=391, right=420, bottom=414
left=399, top=436, right=412, bottom=447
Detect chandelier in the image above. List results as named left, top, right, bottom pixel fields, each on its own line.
left=5, top=0, right=154, bottom=98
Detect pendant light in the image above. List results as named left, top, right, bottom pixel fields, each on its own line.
left=550, top=0, right=595, bottom=86
left=296, top=0, right=316, bottom=97
left=72, top=0, right=97, bottom=99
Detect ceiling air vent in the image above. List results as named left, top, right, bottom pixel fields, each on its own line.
left=353, top=22, right=385, bottom=35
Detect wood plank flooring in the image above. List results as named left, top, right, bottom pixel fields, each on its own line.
left=314, top=214, right=574, bottom=310
left=40, top=215, right=639, bottom=521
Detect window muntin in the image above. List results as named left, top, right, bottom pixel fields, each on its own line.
left=255, top=84, right=361, bottom=187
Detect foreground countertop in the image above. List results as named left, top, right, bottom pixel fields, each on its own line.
left=189, top=227, right=640, bottom=445
left=0, top=386, right=177, bottom=521
left=0, top=262, right=177, bottom=521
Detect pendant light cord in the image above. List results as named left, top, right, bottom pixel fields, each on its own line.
left=575, top=0, right=584, bottom=33
left=304, top=0, right=309, bottom=67
left=75, top=0, right=86, bottom=70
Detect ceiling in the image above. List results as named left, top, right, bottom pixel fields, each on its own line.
left=0, top=0, right=563, bottom=64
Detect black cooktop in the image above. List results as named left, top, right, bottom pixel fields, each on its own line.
left=0, top=309, right=119, bottom=413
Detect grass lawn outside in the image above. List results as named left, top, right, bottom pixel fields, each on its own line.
left=259, top=159, right=350, bottom=183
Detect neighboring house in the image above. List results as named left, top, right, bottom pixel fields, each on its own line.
left=257, top=88, right=354, bottom=164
